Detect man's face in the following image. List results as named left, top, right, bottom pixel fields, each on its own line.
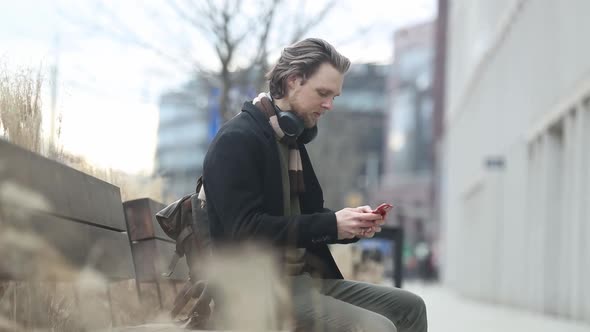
left=286, top=62, right=344, bottom=128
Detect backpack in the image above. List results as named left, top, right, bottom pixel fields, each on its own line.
left=155, top=176, right=214, bottom=329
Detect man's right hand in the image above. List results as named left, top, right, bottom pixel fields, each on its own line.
left=335, top=207, right=384, bottom=240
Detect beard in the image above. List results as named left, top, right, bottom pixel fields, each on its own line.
left=290, top=104, right=317, bottom=128
left=292, top=110, right=315, bottom=128
left=301, top=113, right=317, bottom=128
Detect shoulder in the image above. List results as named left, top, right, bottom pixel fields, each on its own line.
left=204, top=111, right=269, bottom=164
left=210, top=112, right=263, bottom=147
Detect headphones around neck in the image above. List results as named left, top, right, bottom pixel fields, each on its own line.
left=270, top=98, right=318, bottom=144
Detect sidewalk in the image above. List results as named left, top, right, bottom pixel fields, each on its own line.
left=405, top=282, right=590, bottom=332
left=111, top=282, right=590, bottom=331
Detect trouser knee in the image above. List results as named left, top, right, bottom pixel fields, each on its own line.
left=359, top=312, right=397, bottom=332
left=409, top=293, right=427, bottom=320
left=399, top=293, right=427, bottom=331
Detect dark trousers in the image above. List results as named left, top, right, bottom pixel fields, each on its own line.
left=290, top=274, right=427, bottom=332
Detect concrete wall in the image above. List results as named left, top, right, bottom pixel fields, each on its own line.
left=442, top=0, right=590, bottom=323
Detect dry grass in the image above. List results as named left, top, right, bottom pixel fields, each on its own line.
left=0, top=181, right=90, bottom=331
left=0, top=180, right=168, bottom=331
left=0, top=212, right=292, bottom=331
left=107, top=169, right=165, bottom=203
left=0, top=63, right=169, bottom=330
left=0, top=61, right=165, bottom=203
left=56, top=150, right=166, bottom=203
left=202, top=244, right=293, bottom=331
left=0, top=62, right=43, bottom=153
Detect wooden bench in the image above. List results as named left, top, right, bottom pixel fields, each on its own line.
left=0, top=139, right=185, bottom=330
left=123, top=198, right=189, bottom=308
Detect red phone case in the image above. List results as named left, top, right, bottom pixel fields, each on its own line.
left=372, top=203, right=393, bottom=216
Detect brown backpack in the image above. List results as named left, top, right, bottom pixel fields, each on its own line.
left=155, top=177, right=214, bottom=329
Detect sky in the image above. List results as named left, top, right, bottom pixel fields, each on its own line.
left=0, top=0, right=436, bottom=174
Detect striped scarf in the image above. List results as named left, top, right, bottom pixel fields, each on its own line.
left=253, top=92, right=305, bottom=194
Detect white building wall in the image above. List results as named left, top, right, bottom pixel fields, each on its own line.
left=442, top=0, right=590, bottom=323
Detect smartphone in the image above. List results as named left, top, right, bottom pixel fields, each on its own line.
left=372, top=203, right=393, bottom=216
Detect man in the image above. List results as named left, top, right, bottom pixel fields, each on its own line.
left=203, top=38, right=427, bottom=332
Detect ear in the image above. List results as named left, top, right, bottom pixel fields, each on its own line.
left=286, top=74, right=302, bottom=89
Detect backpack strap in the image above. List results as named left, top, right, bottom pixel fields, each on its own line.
left=162, top=225, right=193, bottom=277
left=163, top=253, right=180, bottom=278
left=161, top=175, right=215, bottom=328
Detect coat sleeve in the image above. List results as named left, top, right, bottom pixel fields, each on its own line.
left=203, top=129, right=338, bottom=248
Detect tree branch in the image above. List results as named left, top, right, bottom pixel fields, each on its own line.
left=63, top=0, right=339, bottom=122
left=290, top=0, right=337, bottom=43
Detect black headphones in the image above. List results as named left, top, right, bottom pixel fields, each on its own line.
left=270, top=98, right=318, bottom=144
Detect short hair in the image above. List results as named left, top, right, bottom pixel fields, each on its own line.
left=266, top=38, right=350, bottom=99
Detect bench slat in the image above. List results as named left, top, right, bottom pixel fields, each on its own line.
left=0, top=205, right=135, bottom=280
left=0, top=140, right=127, bottom=231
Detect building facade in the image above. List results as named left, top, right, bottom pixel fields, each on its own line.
left=442, top=0, right=590, bottom=323
left=375, top=20, right=437, bottom=279
left=155, top=80, right=210, bottom=201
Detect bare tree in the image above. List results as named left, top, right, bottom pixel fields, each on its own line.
left=61, top=0, right=338, bottom=122
left=252, top=0, right=338, bottom=91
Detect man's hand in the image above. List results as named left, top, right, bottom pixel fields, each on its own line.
left=335, top=206, right=384, bottom=240
left=357, top=226, right=381, bottom=238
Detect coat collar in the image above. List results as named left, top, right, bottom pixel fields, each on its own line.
left=241, top=101, right=274, bottom=139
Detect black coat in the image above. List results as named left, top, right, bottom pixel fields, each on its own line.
left=203, top=101, right=356, bottom=279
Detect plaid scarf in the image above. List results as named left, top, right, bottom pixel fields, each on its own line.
left=253, top=92, right=305, bottom=194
